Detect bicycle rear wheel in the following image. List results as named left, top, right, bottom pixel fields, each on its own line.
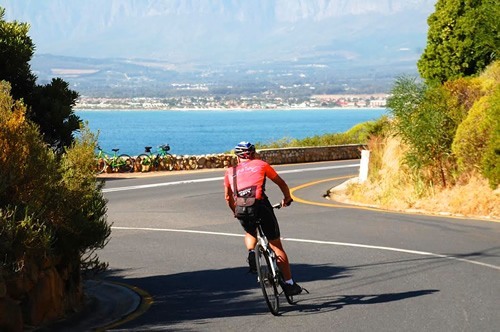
left=255, top=243, right=280, bottom=315
left=117, top=154, right=134, bottom=173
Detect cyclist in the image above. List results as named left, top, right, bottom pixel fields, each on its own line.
left=223, top=141, right=302, bottom=296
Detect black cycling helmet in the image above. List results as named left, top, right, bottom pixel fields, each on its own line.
left=234, top=141, right=256, bottom=159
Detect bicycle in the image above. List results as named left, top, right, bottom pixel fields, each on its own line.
left=136, top=144, right=174, bottom=172
left=254, top=203, right=308, bottom=315
left=95, top=146, right=134, bottom=174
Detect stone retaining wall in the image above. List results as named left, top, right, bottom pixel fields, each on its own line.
left=129, top=144, right=364, bottom=173
left=0, top=258, right=82, bottom=331
left=257, top=144, right=365, bottom=165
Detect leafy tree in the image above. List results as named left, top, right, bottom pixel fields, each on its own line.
left=0, top=7, right=81, bottom=152
left=418, top=0, right=500, bottom=83
left=387, top=77, right=458, bottom=187
left=0, top=8, right=36, bottom=100
left=30, top=78, right=80, bottom=152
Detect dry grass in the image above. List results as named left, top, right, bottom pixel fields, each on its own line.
left=414, top=175, right=499, bottom=218
left=332, top=136, right=500, bottom=220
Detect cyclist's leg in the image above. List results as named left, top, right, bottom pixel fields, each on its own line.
left=258, top=199, right=293, bottom=280
left=244, top=232, right=257, bottom=250
left=238, top=218, right=258, bottom=270
left=238, top=218, right=257, bottom=250
left=269, top=239, right=292, bottom=280
left=269, top=237, right=303, bottom=296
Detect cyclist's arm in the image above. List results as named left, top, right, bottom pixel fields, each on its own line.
left=224, top=175, right=236, bottom=213
left=270, top=174, right=293, bottom=207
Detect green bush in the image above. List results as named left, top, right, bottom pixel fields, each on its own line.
left=480, top=87, right=500, bottom=189
left=387, top=77, right=458, bottom=187
left=443, top=77, right=484, bottom=124
left=451, top=62, right=500, bottom=189
left=452, top=97, right=492, bottom=173
left=0, top=207, right=53, bottom=274
left=0, top=81, right=110, bottom=278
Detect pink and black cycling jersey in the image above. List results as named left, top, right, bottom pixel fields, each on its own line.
left=224, top=159, right=278, bottom=200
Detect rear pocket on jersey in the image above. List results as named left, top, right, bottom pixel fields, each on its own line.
left=234, top=186, right=259, bottom=220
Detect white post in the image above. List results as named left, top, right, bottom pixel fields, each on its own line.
left=359, top=150, right=370, bottom=183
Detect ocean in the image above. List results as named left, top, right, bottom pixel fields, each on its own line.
left=76, top=108, right=387, bottom=156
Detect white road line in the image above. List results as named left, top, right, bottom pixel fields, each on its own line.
left=112, top=226, right=243, bottom=238
left=284, top=237, right=500, bottom=271
left=103, top=163, right=359, bottom=193
left=111, top=226, right=500, bottom=271
left=103, top=176, right=224, bottom=193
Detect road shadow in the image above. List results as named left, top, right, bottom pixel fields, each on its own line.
left=97, top=262, right=438, bottom=330
left=99, top=263, right=346, bottom=330
left=96, top=177, right=131, bottom=182
left=282, top=289, right=439, bottom=316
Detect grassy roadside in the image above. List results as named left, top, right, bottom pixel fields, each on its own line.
left=331, top=136, right=499, bottom=220
left=261, top=116, right=499, bottom=221
left=256, top=116, right=390, bottom=149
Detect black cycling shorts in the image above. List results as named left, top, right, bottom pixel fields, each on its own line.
left=238, top=197, right=281, bottom=241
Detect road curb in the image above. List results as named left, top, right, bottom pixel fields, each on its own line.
left=37, top=280, right=149, bottom=331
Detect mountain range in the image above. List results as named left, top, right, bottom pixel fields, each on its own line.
left=1, top=0, right=437, bottom=96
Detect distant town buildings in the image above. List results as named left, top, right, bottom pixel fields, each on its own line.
left=75, top=94, right=388, bottom=110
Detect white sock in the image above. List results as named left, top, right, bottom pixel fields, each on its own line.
left=285, top=278, right=294, bottom=285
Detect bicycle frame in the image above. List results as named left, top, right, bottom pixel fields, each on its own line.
left=95, top=146, right=133, bottom=174
left=256, top=223, right=280, bottom=281
left=137, top=144, right=173, bottom=171
left=96, top=149, right=113, bottom=164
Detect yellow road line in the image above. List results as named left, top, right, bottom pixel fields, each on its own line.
left=97, top=282, right=154, bottom=331
left=290, top=175, right=500, bottom=222
left=290, top=175, right=382, bottom=212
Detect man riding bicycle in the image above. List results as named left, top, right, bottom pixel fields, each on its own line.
left=223, top=141, right=302, bottom=296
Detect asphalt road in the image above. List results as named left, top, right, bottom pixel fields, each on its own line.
left=98, top=160, right=500, bottom=331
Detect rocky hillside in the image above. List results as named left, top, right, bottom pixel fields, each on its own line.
left=1, top=0, right=435, bottom=65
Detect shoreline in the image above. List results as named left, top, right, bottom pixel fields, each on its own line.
left=74, top=107, right=388, bottom=112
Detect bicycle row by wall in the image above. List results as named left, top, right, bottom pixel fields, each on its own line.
left=100, top=144, right=365, bottom=174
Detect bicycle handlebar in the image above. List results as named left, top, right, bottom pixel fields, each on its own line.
left=272, top=199, right=293, bottom=209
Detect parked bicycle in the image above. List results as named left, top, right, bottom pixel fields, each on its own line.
left=255, top=203, right=308, bottom=315
left=136, top=144, right=174, bottom=172
left=95, top=146, right=134, bottom=174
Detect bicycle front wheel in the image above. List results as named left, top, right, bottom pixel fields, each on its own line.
left=117, top=154, right=134, bottom=173
left=95, top=157, right=107, bottom=174
left=255, top=243, right=280, bottom=315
